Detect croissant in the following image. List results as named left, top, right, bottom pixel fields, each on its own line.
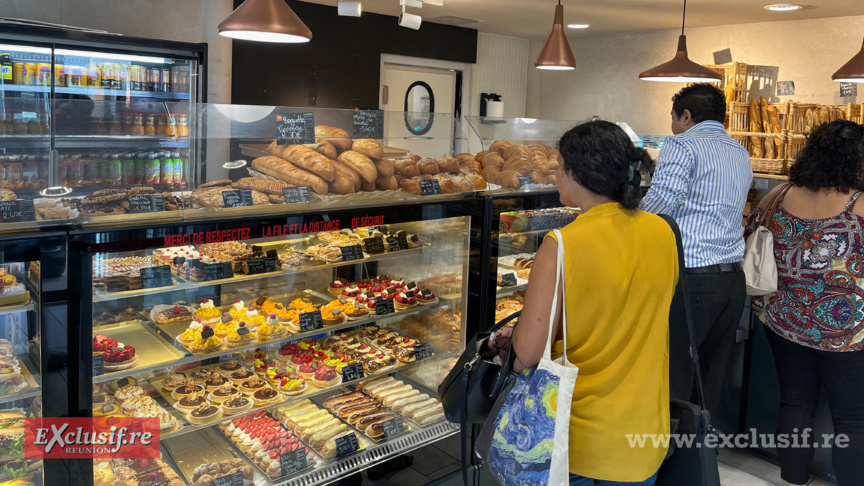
left=503, top=144, right=531, bottom=160
left=455, top=153, right=475, bottom=166
left=435, top=156, right=460, bottom=173
left=528, top=169, right=547, bottom=185
left=485, top=152, right=505, bottom=169
left=267, top=142, right=337, bottom=182
left=547, top=155, right=560, bottom=171
left=352, top=139, right=384, bottom=159
left=473, top=173, right=487, bottom=190
left=315, top=125, right=352, bottom=150
left=530, top=153, right=550, bottom=173
left=393, top=158, right=420, bottom=177
left=486, top=164, right=501, bottom=183
left=496, top=170, right=523, bottom=189
left=338, top=150, right=378, bottom=183
left=503, top=155, right=532, bottom=175
left=417, top=158, right=440, bottom=175
left=489, top=140, right=512, bottom=155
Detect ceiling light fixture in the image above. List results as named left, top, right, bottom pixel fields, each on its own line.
left=218, top=0, right=312, bottom=43
left=833, top=36, right=864, bottom=83
left=338, top=0, right=362, bottom=17
left=398, top=6, right=423, bottom=29
left=567, top=24, right=590, bottom=29
left=638, top=0, right=721, bottom=83
left=764, top=4, right=802, bottom=11
left=535, top=0, right=578, bottom=71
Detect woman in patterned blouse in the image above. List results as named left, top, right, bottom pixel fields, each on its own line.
left=745, top=120, right=864, bottom=486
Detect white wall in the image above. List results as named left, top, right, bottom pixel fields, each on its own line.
left=471, top=32, right=530, bottom=118
left=528, top=15, right=864, bottom=136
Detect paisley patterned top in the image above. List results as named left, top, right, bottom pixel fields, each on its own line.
left=745, top=192, right=864, bottom=352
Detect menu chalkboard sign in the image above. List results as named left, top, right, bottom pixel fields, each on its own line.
left=140, top=266, right=172, bottom=289
left=0, top=200, right=35, bottom=223
left=335, top=433, right=360, bottom=458
left=92, top=355, right=104, bottom=376
left=283, top=186, right=311, bottom=204
left=280, top=449, right=308, bottom=476
left=201, top=326, right=215, bottom=339
left=299, top=310, right=323, bottom=332
left=500, top=273, right=518, bottom=287
left=246, top=258, right=278, bottom=275
left=419, top=179, right=442, bottom=195
left=237, top=325, right=250, bottom=336
left=213, top=472, right=243, bottom=486
left=375, top=298, right=395, bottom=316
left=128, top=194, right=165, bottom=213
left=276, top=112, right=315, bottom=145
left=517, top=176, right=534, bottom=188
left=352, top=110, right=385, bottom=139
left=414, top=343, right=433, bottom=360
left=386, top=236, right=402, bottom=252
left=398, top=235, right=409, bottom=251
left=222, top=190, right=253, bottom=208
left=364, top=237, right=385, bottom=255
left=342, top=362, right=365, bottom=382
left=340, top=245, right=364, bottom=262
left=381, top=416, right=404, bottom=438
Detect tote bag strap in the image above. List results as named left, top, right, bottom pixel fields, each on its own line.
left=541, top=229, right=571, bottom=365
left=759, top=183, right=791, bottom=228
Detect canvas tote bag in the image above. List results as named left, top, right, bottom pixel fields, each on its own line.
left=743, top=184, right=790, bottom=296
left=484, top=229, right=579, bottom=486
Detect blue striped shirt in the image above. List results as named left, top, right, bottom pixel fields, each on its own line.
left=640, top=121, right=752, bottom=268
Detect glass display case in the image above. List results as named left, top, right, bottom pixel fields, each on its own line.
left=69, top=201, right=475, bottom=485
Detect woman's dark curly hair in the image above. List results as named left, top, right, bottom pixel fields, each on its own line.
left=558, top=120, right=654, bottom=209
left=790, top=120, right=864, bottom=192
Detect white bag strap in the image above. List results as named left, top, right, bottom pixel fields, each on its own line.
left=542, top=229, right=570, bottom=365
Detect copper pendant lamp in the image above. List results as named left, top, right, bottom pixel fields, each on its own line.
left=639, top=0, right=720, bottom=83
left=534, top=0, right=577, bottom=70
left=833, top=36, right=864, bottom=83
left=218, top=0, right=312, bottom=43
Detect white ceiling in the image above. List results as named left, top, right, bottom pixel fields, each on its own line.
left=301, top=0, right=864, bottom=39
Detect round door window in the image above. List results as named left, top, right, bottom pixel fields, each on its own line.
left=404, top=81, right=435, bottom=136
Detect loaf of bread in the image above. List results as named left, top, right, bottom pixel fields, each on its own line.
left=309, top=141, right=338, bottom=160
left=497, top=170, right=523, bottom=189
left=417, top=159, right=440, bottom=175
left=338, top=151, right=378, bottom=182
left=251, top=156, right=329, bottom=195
left=393, top=158, right=420, bottom=177
left=373, top=158, right=394, bottom=178
left=352, top=139, right=384, bottom=159
left=749, top=99, right=763, bottom=158
left=767, top=106, right=783, bottom=155
left=804, top=108, right=815, bottom=134
left=819, top=107, right=831, bottom=126
left=314, top=125, right=352, bottom=150
left=267, top=142, right=337, bottom=182
left=332, top=159, right=362, bottom=191
left=232, top=177, right=294, bottom=195
left=400, top=178, right=422, bottom=195
left=435, top=156, right=460, bottom=173
left=375, top=174, right=399, bottom=191
left=760, top=98, right=775, bottom=159
left=328, top=173, right=356, bottom=195
left=360, top=178, right=376, bottom=192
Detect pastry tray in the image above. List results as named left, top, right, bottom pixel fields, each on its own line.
left=265, top=406, right=368, bottom=465
left=162, top=427, right=257, bottom=485
left=93, top=321, right=187, bottom=379
left=497, top=252, right=536, bottom=269
left=0, top=355, right=40, bottom=402
left=310, top=386, right=413, bottom=444
left=93, top=274, right=183, bottom=300
left=382, top=372, right=447, bottom=429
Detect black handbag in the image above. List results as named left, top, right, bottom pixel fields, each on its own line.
left=438, top=310, right=521, bottom=486
left=657, top=215, right=721, bottom=486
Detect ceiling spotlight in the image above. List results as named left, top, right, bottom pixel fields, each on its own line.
left=764, top=4, right=802, bottom=11
left=399, top=7, right=422, bottom=29
left=338, top=0, right=362, bottom=17
left=567, top=24, right=590, bottom=29
left=218, top=0, right=312, bottom=43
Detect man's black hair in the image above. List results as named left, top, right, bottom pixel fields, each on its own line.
left=671, top=84, right=726, bottom=124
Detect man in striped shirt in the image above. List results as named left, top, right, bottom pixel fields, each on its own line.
left=641, top=84, right=753, bottom=414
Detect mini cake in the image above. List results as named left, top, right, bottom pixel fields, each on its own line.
left=205, top=373, right=230, bottom=391
left=214, top=314, right=238, bottom=338
left=161, top=373, right=187, bottom=392
left=256, top=314, right=287, bottom=342
left=153, top=305, right=194, bottom=326
left=345, top=301, right=369, bottom=320
left=187, top=403, right=222, bottom=425
left=416, top=288, right=437, bottom=305
left=173, top=380, right=204, bottom=399
left=276, top=342, right=300, bottom=362
left=240, top=348, right=267, bottom=367
left=278, top=375, right=307, bottom=396
left=321, top=304, right=347, bottom=326
left=189, top=325, right=223, bottom=353
left=230, top=367, right=255, bottom=385
left=242, top=307, right=266, bottom=330
left=394, top=291, right=418, bottom=310
left=221, top=395, right=252, bottom=415
left=372, top=274, right=391, bottom=285
left=92, top=334, right=118, bottom=355
left=190, top=368, right=214, bottom=384
left=225, top=322, right=255, bottom=348
left=265, top=366, right=292, bottom=386
left=312, top=365, right=340, bottom=388
left=252, top=387, right=280, bottom=406
left=109, top=377, right=139, bottom=394
left=102, top=343, right=138, bottom=371
left=216, top=359, right=244, bottom=376
left=240, top=376, right=268, bottom=395
left=208, top=383, right=240, bottom=404
left=321, top=356, right=347, bottom=373
left=290, top=351, right=315, bottom=371
left=296, top=362, right=317, bottom=380
left=120, top=395, right=154, bottom=414
left=380, top=286, right=400, bottom=300
left=389, top=278, right=406, bottom=289
left=228, top=299, right=248, bottom=321
left=175, top=393, right=208, bottom=412
left=194, top=299, right=221, bottom=324
left=177, top=320, right=204, bottom=344
left=254, top=357, right=278, bottom=376
left=341, top=285, right=361, bottom=300
left=328, top=278, right=349, bottom=296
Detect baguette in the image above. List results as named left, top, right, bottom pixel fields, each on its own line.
left=352, top=139, right=384, bottom=159
left=338, top=151, right=378, bottom=183
left=329, top=172, right=356, bottom=195
left=804, top=108, right=815, bottom=134
left=767, top=106, right=783, bottom=155
left=315, top=125, right=352, bottom=150
left=748, top=99, right=763, bottom=158
left=268, top=142, right=337, bottom=182
left=309, top=141, right=338, bottom=160
left=819, top=107, right=831, bottom=126
left=232, top=177, right=294, bottom=196
left=373, top=158, right=394, bottom=178
left=760, top=98, right=775, bottom=160
left=251, top=156, right=329, bottom=195
left=332, top=159, right=362, bottom=191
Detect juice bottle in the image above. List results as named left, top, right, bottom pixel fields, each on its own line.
left=55, top=64, right=65, bottom=87
left=143, top=113, right=155, bottom=136
left=36, top=61, right=51, bottom=86
left=133, top=152, right=146, bottom=185
left=172, top=151, right=185, bottom=190
left=0, top=53, right=13, bottom=85
left=132, top=113, right=145, bottom=136
left=106, top=154, right=123, bottom=186
left=12, top=61, right=23, bottom=85
left=159, top=152, right=174, bottom=188
left=87, top=64, right=100, bottom=88
left=83, top=153, right=100, bottom=185
left=123, top=112, right=135, bottom=135
left=122, top=153, right=136, bottom=185
left=177, top=114, right=189, bottom=137
left=154, top=114, right=166, bottom=136
left=24, top=62, right=37, bottom=85
left=144, top=153, right=160, bottom=185
left=109, top=113, right=124, bottom=135
left=97, top=154, right=109, bottom=185
left=166, top=114, right=177, bottom=137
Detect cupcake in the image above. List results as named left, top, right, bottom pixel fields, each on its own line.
left=252, top=387, right=280, bottom=406
left=311, top=365, right=341, bottom=388
left=257, top=314, right=287, bottom=342
left=177, top=319, right=204, bottom=345
left=221, top=395, right=252, bottom=415
left=240, top=376, right=268, bottom=395
left=278, top=375, right=308, bottom=396
left=296, top=362, right=317, bottom=380
left=194, top=299, right=221, bottom=324
left=230, top=367, right=256, bottom=385
left=328, top=278, right=349, bottom=296
left=175, top=393, right=208, bottom=412
left=225, top=322, right=255, bottom=348
left=216, top=359, right=244, bottom=376
left=161, top=373, right=187, bottom=392
left=276, top=342, right=300, bottom=362
left=208, top=383, right=241, bottom=404
left=205, top=373, right=231, bottom=391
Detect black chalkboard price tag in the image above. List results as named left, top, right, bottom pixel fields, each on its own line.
left=276, top=112, right=315, bottom=145
left=398, top=235, right=409, bottom=251
left=213, top=471, right=243, bottom=486
left=342, top=362, right=365, bottom=382
left=419, top=179, right=442, bottom=195
left=386, top=236, right=401, bottom=252
left=245, top=258, right=270, bottom=275
left=128, top=194, right=165, bottom=213
left=352, top=110, right=385, bottom=139
left=92, top=355, right=104, bottom=377
left=265, top=257, right=279, bottom=273
left=283, top=186, right=311, bottom=204
left=203, top=263, right=220, bottom=281
left=375, top=298, right=395, bottom=316
left=222, top=190, right=253, bottom=208
left=414, top=343, right=433, bottom=360
left=381, top=416, right=404, bottom=438
left=280, top=448, right=308, bottom=476
left=237, top=325, right=250, bottom=336
left=299, top=310, right=323, bottom=332
left=500, top=273, right=518, bottom=287
left=218, top=262, right=234, bottom=279
left=517, top=176, right=534, bottom=188
left=0, top=200, right=35, bottom=223
left=340, top=245, right=364, bottom=261
left=335, top=432, right=360, bottom=458
left=363, top=237, right=385, bottom=255
left=140, top=266, right=172, bottom=289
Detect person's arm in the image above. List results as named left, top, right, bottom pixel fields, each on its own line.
left=640, top=138, right=695, bottom=215
left=512, top=236, right=563, bottom=373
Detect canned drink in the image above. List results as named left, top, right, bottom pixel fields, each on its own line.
left=24, top=63, right=37, bottom=85
left=54, top=64, right=65, bottom=87
left=159, top=68, right=171, bottom=92
left=12, top=63, right=23, bottom=85
left=36, top=63, right=51, bottom=86
left=144, top=154, right=160, bottom=184
left=148, top=68, right=160, bottom=91
left=87, top=64, right=101, bottom=88
left=100, top=63, right=113, bottom=89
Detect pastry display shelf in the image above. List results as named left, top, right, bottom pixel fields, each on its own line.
left=54, top=134, right=189, bottom=149
left=154, top=351, right=457, bottom=441
left=92, top=297, right=444, bottom=383
left=0, top=300, right=35, bottom=317
left=92, top=245, right=427, bottom=303
left=0, top=354, right=42, bottom=406
left=496, top=284, right=527, bottom=298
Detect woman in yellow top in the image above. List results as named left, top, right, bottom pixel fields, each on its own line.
left=512, top=121, right=678, bottom=485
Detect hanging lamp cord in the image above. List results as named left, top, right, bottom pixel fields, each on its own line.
left=681, top=0, right=687, bottom=35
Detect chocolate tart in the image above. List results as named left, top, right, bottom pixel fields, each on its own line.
left=230, top=368, right=255, bottom=385
left=175, top=394, right=208, bottom=411
left=186, top=403, right=223, bottom=425
left=190, top=368, right=214, bottom=384
left=208, top=385, right=240, bottom=404
left=221, top=396, right=252, bottom=415
left=252, top=387, right=280, bottom=406
left=240, top=377, right=268, bottom=395
left=204, top=374, right=230, bottom=391
left=216, top=360, right=244, bottom=376
left=173, top=382, right=204, bottom=400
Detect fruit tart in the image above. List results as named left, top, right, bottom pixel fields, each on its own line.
left=177, top=319, right=204, bottom=345
left=296, top=362, right=318, bottom=380
left=257, top=314, right=287, bottom=342
left=103, top=343, right=138, bottom=371
left=416, top=288, right=438, bottom=306
left=214, top=314, right=238, bottom=338
left=187, top=403, right=223, bottom=425
left=341, top=285, right=361, bottom=300
left=189, top=325, right=223, bottom=353
left=240, top=348, right=267, bottom=367
left=194, top=299, right=222, bottom=324
left=312, top=365, right=341, bottom=388
left=221, top=395, right=252, bottom=415
left=345, top=301, right=370, bottom=320
left=92, top=334, right=118, bottom=356
left=254, top=356, right=279, bottom=376
left=276, top=342, right=300, bottom=362
left=279, top=374, right=308, bottom=396
left=265, top=365, right=292, bottom=386
left=208, top=383, right=241, bottom=404
left=328, top=278, right=349, bottom=296
left=380, top=286, right=400, bottom=300
left=228, top=299, right=248, bottom=321
left=394, top=291, right=418, bottom=310
left=355, top=291, right=377, bottom=308
left=290, top=351, right=315, bottom=371
left=226, top=321, right=255, bottom=348
left=389, top=278, right=406, bottom=290
left=372, top=274, right=391, bottom=285
left=257, top=297, right=297, bottom=325
left=322, top=355, right=347, bottom=373
left=321, top=302, right=349, bottom=326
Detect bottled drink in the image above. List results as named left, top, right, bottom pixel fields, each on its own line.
left=144, top=153, right=160, bottom=185
left=143, top=113, right=155, bottom=136
left=0, top=53, right=13, bottom=85
left=122, top=153, right=136, bottom=185
left=106, top=154, right=122, bottom=186
left=83, top=153, right=100, bottom=185
left=177, top=114, right=189, bottom=137
left=134, top=152, right=146, bottom=185
left=172, top=151, right=185, bottom=189
left=132, top=113, right=145, bottom=136
left=159, top=152, right=174, bottom=188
